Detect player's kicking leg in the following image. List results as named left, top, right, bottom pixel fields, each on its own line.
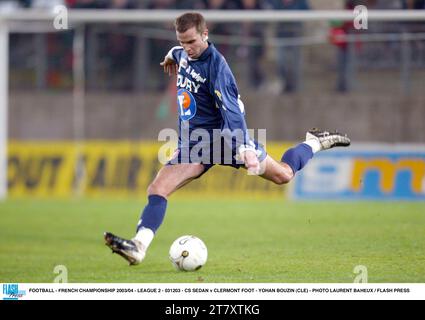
left=260, top=128, right=350, bottom=184
left=104, top=163, right=205, bottom=265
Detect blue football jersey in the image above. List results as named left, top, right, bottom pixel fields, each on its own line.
left=169, top=43, right=251, bottom=149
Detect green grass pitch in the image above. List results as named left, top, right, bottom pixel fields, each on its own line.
left=0, top=199, right=424, bottom=283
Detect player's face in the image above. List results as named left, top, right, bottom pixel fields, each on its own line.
left=176, top=27, right=208, bottom=59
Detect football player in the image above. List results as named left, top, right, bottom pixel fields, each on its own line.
left=104, top=12, right=350, bottom=265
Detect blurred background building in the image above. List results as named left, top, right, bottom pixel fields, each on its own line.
left=3, top=0, right=425, bottom=143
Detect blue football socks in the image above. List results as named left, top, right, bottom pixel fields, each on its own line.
left=137, top=194, right=168, bottom=233
left=281, top=143, right=314, bottom=174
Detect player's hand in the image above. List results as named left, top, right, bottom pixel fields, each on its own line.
left=241, top=150, right=261, bottom=175
left=160, top=57, right=178, bottom=76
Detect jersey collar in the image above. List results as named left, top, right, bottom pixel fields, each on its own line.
left=188, top=42, right=213, bottom=61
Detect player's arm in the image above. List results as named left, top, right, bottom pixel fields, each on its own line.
left=160, top=46, right=182, bottom=76
left=214, top=66, right=260, bottom=173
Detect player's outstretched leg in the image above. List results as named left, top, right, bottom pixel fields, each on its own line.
left=261, top=128, right=350, bottom=185
left=282, top=128, right=350, bottom=175
left=104, top=194, right=167, bottom=266
left=104, top=163, right=205, bottom=266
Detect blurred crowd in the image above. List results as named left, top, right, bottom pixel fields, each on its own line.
left=0, top=0, right=423, bottom=10
left=3, top=0, right=425, bottom=93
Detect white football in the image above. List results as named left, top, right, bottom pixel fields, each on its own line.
left=169, top=235, right=208, bottom=271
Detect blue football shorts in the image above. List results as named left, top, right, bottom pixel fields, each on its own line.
left=166, top=138, right=267, bottom=176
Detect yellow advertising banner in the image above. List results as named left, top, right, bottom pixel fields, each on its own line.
left=8, top=141, right=290, bottom=199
